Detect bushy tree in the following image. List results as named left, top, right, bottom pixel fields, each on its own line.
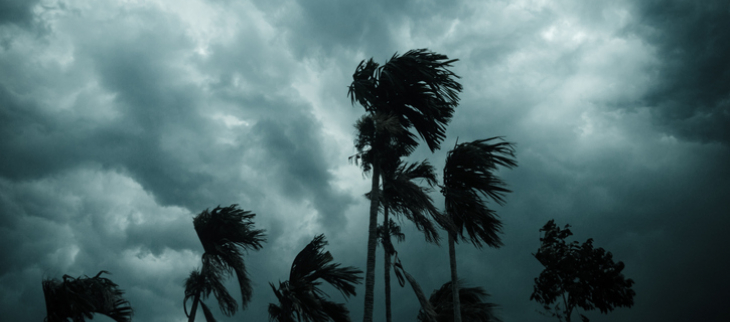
left=530, top=220, right=635, bottom=322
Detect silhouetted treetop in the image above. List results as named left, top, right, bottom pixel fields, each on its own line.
left=531, top=220, right=635, bottom=322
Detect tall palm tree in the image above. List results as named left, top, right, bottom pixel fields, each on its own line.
left=268, top=234, right=363, bottom=322
left=417, top=281, right=501, bottom=322
left=375, top=159, right=444, bottom=322
left=441, top=138, right=517, bottom=322
left=184, top=204, right=266, bottom=322
left=349, top=49, right=462, bottom=322
left=42, top=270, right=133, bottom=322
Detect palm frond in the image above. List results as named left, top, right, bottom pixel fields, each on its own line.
left=270, top=235, right=363, bottom=322
left=290, top=235, right=363, bottom=298
left=442, top=138, right=517, bottom=247
left=186, top=261, right=239, bottom=317
left=418, top=280, right=501, bottom=322
left=349, top=49, right=462, bottom=153
left=194, top=205, right=266, bottom=253
left=193, top=204, right=266, bottom=310
left=43, top=271, right=133, bottom=322
left=381, top=159, right=445, bottom=244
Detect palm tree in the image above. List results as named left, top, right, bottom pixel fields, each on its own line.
left=42, top=270, right=132, bottom=322
left=268, top=234, right=363, bottom=322
left=184, top=204, right=266, bottom=322
left=417, top=281, right=501, bottom=322
left=349, top=49, right=462, bottom=322
left=374, top=159, right=444, bottom=322
left=441, top=138, right=517, bottom=322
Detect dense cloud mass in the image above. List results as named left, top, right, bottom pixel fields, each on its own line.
left=1, top=0, right=728, bottom=321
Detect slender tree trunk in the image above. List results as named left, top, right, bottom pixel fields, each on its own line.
left=188, top=292, right=201, bottom=322
left=383, top=205, right=392, bottom=322
left=449, top=231, right=462, bottom=322
left=401, top=264, right=437, bottom=322
left=363, top=164, right=380, bottom=322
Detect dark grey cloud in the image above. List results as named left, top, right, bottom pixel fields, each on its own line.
left=0, top=0, right=41, bottom=27
left=2, top=1, right=729, bottom=322
left=628, top=0, right=730, bottom=144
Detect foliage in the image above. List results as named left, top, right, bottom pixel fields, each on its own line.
left=184, top=265, right=237, bottom=321
left=348, top=48, right=462, bottom=322
left=417, top=281, right=501, bottom=322
left=349, top=48, right=462, bottom=153
left=442, top=137, right=517, bottom=247
left=370, top=159, right=445, bottom=243
left=42, top=270, right=133, bottom=322
left=186, top=204, right=266, bottom=321
left=376, top=219, right=405, bottom=256
left=530, top=220, right=636, bottom=322
left=269, top=234, right=363, bottom=322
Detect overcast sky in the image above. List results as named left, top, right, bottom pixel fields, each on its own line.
left=1, top=0, right=729, bottom=321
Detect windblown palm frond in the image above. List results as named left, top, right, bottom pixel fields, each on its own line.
left=184, top=265, right=238, bottom=321
left=367, top=158, right=445, bottom=243
left=377, top=219, right=406, bottom=256
left=351, top=114, right=417, bottom=174
left=382, top=159, right=445, bottom=243
left=269, top=234, right=363, bottom=322
left=193, top=205, right=266, bottom=310
left=417, top=281, right=501, bottom=322
left=349, top=49, right=462, bottom=153
left=43, top=271, right=133, bottom=322
left=442, top=138, right=517, bottom=247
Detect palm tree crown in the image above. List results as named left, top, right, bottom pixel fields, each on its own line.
left=349, top=48, right=462, bottom=153
left=43, top=271, right=132, bottom=322
left=185, top=204, right=266, bottom=321
left=269, top=234, right=363, bottom=322
left=418, top=281, right=501, bottom=322
left=442, top=137, right=517, bottom=247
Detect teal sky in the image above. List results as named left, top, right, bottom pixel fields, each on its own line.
left=1, top=0, right=728, bottom=321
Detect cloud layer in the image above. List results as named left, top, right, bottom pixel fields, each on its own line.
left=1, top=0, right=728, bottom=321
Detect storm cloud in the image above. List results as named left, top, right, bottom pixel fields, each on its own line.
left=1, top=0, right=728, bottom=321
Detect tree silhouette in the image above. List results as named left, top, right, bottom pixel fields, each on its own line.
left=184, top=205, right=266, bottom=322
left=268, top=234, right=363, bottom=322
left=440, top=138, right=517, bottom=322
left=417, top=281, right=501, bottom=322
left=349, top=48, right=461, bottom=322
left=530, top=220, right=635, bottom=322
left=42, top=270, right=132, bottom=322
left=370, top=158, right=443, bottom=322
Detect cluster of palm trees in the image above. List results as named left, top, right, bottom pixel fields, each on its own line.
left=349, top=49, right=516, bottom=322
left=43, top=206, right=362, bottom=322
left=41, top=48, right=516, bottom=322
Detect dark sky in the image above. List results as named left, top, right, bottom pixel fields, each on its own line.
left=1, top=0, right=729, bottom=321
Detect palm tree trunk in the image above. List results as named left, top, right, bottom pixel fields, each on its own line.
left=383, top=205, right=392, bottom=322
left=402, top=267, right=437, bottom=322
left=188, top=292, right=200, bottom=322
left=449, top=231, right=462, bottom=322
left=363, top=164, right=380, bottom=322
